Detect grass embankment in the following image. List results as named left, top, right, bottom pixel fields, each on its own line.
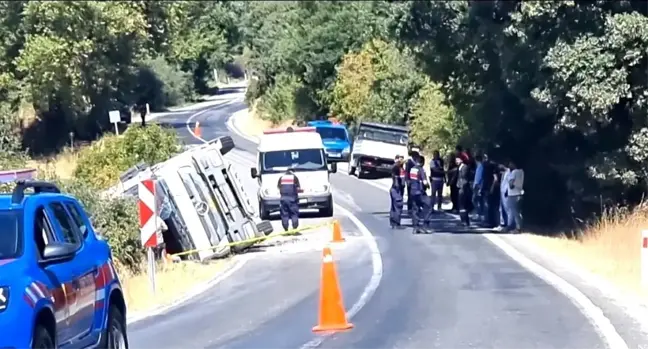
left=30, top=143, right=233, bottom=314
left=527, top=206, right=648, bottom=303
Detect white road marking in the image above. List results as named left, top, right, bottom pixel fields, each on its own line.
left=333, top=145, right=630, bottom=348
left=486, top=234, right=628, bottom=349
left=226, top=110, right=384, bottom=349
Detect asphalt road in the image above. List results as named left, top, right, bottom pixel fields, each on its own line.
left=126, top=90, right=641, bottom=349
left=127, top=93, right=374, bottom=349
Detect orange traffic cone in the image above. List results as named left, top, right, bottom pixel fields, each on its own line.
left=194, top=122, right=202, bottom=138
left=331, top=220, right=345, bottom=243
left=312, top=246, right=353, bottom=333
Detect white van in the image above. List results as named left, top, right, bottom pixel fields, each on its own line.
left=250, top=126, right=337, bottom=220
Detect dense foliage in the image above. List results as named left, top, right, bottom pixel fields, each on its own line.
left=1, top=0, right=647, bottom=235
left=240, top=1, right=648, bottom=228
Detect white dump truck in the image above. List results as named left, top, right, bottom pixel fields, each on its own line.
left=348, top=122, right=409, bottom=179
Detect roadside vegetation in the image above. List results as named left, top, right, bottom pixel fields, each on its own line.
left=0, top=2, right=245, bottom=310
left=1, top=1, right=647, bottom=304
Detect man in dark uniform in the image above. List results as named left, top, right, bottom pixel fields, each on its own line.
left=446, top=152, right=459, bottom=212
left=277, top=168, right=302, bottom=231
left=404, top=146, right=420, bottom=217
left=408, top=154, right=432, bottom=234
left=429, top=150, right=445, bottom=211
left=389, top=155, right=406, bottom=229
left=456, top=156, right=474, bottom=226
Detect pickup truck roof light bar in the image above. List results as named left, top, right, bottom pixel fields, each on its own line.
left=263, top=126, right=316, bottom=134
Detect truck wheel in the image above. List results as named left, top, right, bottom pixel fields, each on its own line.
left=32, top=325, right=54, bottom=349
left=357, top=166, right=366, bottom=179
left=100, top=304, right=128, bottom=349
left=259, top=201, right=270, bottom=220
left=348, top=165, right=356, bottom=177
left=319, top=202, right=334, bottom=217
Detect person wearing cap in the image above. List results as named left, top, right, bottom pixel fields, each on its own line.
left=405, top=146, right=420, bottom=216
left=389, top=155, right=406, bottom=229
left=277, top=168, right=302, bottom=232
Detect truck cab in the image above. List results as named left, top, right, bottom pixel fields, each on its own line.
left=250, top=126, right=337, bottom=220
left=307, top=120, right=351, bottom=162
left=348, top=122, right=409, bottom=179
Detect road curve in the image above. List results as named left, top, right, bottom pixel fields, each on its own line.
left=127, top=96, right=375, bottom=348
left=174, top=97, right=612, bottom=349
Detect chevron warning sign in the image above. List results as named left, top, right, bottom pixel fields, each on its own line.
left=139, top=179, right=162, bottom=248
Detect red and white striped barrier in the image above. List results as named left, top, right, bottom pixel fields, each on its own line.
left=138, top=179, right=162, bottom=248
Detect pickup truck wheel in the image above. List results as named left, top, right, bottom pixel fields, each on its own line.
left=259, top=201, right=270, bottom=220
left=348, top=165, right=356, bottom=177
left=32, top=325, right=54, bottom=349
left=100, top=305, right=128, bottom=349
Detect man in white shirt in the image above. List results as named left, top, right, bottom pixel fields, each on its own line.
left=498, top=163, right=511, bottom=231
left=506, top=160, right=524, bottom=233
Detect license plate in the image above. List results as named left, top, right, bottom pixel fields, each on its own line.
left=328, top=153, right=341, bottom=157
left=299, top=198, right=307, bottom=204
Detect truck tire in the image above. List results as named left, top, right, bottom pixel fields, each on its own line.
left=319, top=203, right=334, bottom=217
left=357, top=166, right=367, bottom=179
left=32, top=324, right=54, bottom=349
left=259, top=201, right=270, bottom=220
left=348, top=164, right=356, bottom=177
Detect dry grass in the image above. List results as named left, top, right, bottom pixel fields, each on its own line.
left=119, top=259, right=232, bottom=314
left=27, top=147, right=81, bottom=180
left=527, top=205, right=648, bottom=303
left=237, top=101, right=295, bottom=137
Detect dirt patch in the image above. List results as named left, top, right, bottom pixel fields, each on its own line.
left=235, top=101, right=295, bottom=138
left=121, top=259, right=232, bottom=314
left=526, top=206, right=648, bottom=304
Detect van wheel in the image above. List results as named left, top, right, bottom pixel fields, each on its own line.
left=32, top=325, right=54, bottom=349
left=259, top=201, right=270, bottom=220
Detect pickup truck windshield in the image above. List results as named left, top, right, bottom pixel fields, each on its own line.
left=316, top=127, right=347, bottom=142
left=262, top=149, right=326, bottom=173
left=0, top=210, right=22, bottom=260
left=357, top=128, right=408, bottom=145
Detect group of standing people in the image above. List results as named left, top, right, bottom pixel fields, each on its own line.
left=389, top=145, right=525, bottom=233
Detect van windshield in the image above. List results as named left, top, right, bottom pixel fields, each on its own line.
left=0, top=210, right=22, bottom=260
left=262, top=149, right=326, bottom=173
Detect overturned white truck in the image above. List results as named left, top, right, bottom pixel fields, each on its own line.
left=348, top=122, right=409, bottom=179
left=107, top=136, right=273, bottom=262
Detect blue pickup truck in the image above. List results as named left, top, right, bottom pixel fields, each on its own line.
left=307, top=120, right=351, bottom=163
left=0, top=174, right=127, bottom=349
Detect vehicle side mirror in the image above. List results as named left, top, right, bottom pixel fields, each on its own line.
left=329, top=162, right=337, bottom=173
left=250, top=167, right=258, bottom=178
left=41, top=242, right=77, bottom=264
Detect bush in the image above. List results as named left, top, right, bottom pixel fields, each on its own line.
left=39, top=168, right=144, bottom=273
left=74, top=124, right=181, bottom=189
left=256, top=73, right=316, bottom=124
left=408, top=81, right=465, bottom=154
left=134, top=57, right=196, bottom=112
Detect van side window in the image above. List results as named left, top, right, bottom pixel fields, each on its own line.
left=34, top=207, right=56, bottom=258
left=49, top=202, right=81, bottom=245
left=65, top=202, right=88, bottom=238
